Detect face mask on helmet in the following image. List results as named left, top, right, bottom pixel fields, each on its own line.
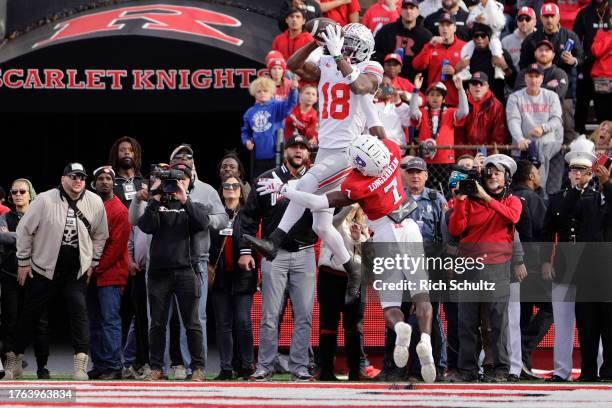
left=341, top=24, right=374, bottom=64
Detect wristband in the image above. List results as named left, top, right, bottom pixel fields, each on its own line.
left=334, top=54, right=344, bottom=63
left=344, top=68, right=360, bottom=84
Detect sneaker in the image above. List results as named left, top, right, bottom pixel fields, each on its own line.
left=374, top=367, right=406, bottom=382
left=214, top=370, right=234, bottom=380
left=37, top=367, right=51, bottom=380
left=122, top=366, right=136, bottom=379
left=494, top=65, right=505, bottom=80
left=237, top=367, right=255, bottom=380
left=317, top=371, right=339, bottom=381
left=446, top=370, right=479, bottom=383
left=360, top=365, right=380, bottom=379
left=507, top=374, right=520, bottom=382
left=393, top=322, right=412, bottom=368
left=4, top=352, right=23, bottom=380
left=172, top=365, right=187, bottom=380
left=191, top=369, right=206, bottom=382
left=416, top=340, right=436, bottom=383
left=521, top=365, right=542, bottom=380
left=73, top=353, right=89, bottom=381
left=99, top=369, right=123, bottom=380
left=136, top=364, right=152, bottom=380
left=545, top=374, right=570, bottom=382
left=144, top=369, right=164, bottom=381
left=249, top=369, right=272, bottom=382
left=291, top=371, right=314, bottom=382
left=87, top=367, right=104, bottom=380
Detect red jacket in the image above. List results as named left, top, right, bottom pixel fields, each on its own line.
left=95, top=195, right=130, bottom=287
left=449, top=195, right=522, bottom=264
left=0, top=204, right=9, bottom=215
left=412, top=38, right=466, bottom=106
left=591, top=29, right=612, bottom=79
left=272, top=31, right=315, bottom=61
left=455, top=90, right=507, bottom=157
left=284, top=105, right=318, bottom=141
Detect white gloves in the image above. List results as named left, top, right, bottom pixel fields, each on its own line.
left=319, top=24, right=344, bottom=58
left=256, top=172, right=287, bottom=195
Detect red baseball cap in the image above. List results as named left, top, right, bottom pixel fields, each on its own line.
left=540, top=3, right=560, bottom=16
left=517, top=6, right=536, bottom=19
left=384, top=53, right=403, bottom=65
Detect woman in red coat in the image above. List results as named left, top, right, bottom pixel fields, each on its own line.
left=591, top=11, right=612, bottom=122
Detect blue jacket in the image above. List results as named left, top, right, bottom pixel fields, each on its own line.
left=240, top=90, right=298, bottom=160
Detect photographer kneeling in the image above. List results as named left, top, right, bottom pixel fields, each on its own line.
left=138, top=164, right=210, bottom=381
left=447, top=154, right=522, bottom=382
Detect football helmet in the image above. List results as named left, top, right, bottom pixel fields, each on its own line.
left=341, top=23, right=375, bottom=64
left=348, top=135, right=391, bottom=177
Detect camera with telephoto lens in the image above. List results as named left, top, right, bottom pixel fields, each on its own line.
left=456, top=169, right=481, bottom=198
left=150, top=164, right=185, bottom=197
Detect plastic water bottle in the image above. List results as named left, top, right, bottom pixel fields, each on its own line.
left=395, top=47, right=405, bottom=61
left=441, top=59, right=450, bottom=81
left=565, top=38, right=575, bottom=53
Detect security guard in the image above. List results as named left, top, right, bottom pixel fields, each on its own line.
left=403, top=157, right=447, bottom=381
left=540, top=135, right=612, bottom=382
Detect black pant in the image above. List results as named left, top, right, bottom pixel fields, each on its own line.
left=575, top=73, right=593, bottom=133
left=169, top=297, right=184, bottom=366
left=575, top=301, right=612, bottom=379
left=0, top=275, right=49, bottom=367
left=520, top=301, right=553, bottom=370
left=317, top=268, right=362, bottom=377
left=14, top=271, right=89, bottom=355
left=147, top=268, right=204, bottom=371
left=443, top=302, right=459, bottom=371
left=130, top=271, right=150, bottom=368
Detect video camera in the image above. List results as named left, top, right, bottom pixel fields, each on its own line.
left=150, top=164, right=186, bottom=196
left=456, top=169, right=481, bottom=198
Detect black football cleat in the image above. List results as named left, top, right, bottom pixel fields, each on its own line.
left=243, top=234, right=279, bottom=261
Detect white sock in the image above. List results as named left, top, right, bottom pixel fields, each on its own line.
left=420, top=332, right=431, bottom=345
left=395, top=322, right=406, bottom=334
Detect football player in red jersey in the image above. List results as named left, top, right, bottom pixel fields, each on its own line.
left=257, top=134, right=437, bottom=383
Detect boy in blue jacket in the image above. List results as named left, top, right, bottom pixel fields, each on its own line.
left=241, top=76, right=299, bottom=180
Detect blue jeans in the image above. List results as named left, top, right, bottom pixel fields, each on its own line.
left=176, top=262, right=208, bottom=371
left=88, top=284, right=123, bottom=371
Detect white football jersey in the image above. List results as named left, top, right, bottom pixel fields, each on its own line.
left=317, top=55, right=383, bottom=149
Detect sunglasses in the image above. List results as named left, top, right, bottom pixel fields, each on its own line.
left=68, top=174, right=86, bottom=181
left=11, top=189, right=27, bottom=195
left=222, top=182, right=241, bottom=190
left=173, top=153, right=193, bottom=160
left=473, top=33, right=488, bottom=39
left=517, top=16, right=532, bottom=22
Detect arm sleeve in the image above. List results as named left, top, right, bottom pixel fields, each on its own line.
left=412, top=43, right=432, bottom=71
left=409, top=91, right=422, bottom=121
left=518, top=36, right=535, bottom=70
left=184, top=199, right=211, bottom=232
left=333, top=205, right=353, bottom=228
left=278, top=88, right=299, bottom=119
left=363, top=95, right=383, bottom=129
left=542, top=92, right=563, bottom=134
left=0, top=232, right=17, bottom=246
left=512, top=230, right=525, bottom=265
left=128, top=228, right=135, bottom=260
left=448, top=198, right=469, bottom=237
left=553, top=69, right=569, bottom=100
left=283, top=184, right=331, bottom=211
left=238, top=182, right=264, bottom=253
left=569, top=31, right=584, bottom=68
left=137, top=200, right=161, bottom=234
left=505, top=92, right=525, bottom=144
left=455, top=89, right=469, bottom=120
left=591, top=30, right=607, bottom=58
left=128, top=196, right=147, bottom=226
left=89, top=201, right=110, bottom=267
left=202, top=185, right=229, bottom=230
left=96, top=210, right=130, bottom=272
left=16, top=198, right=45, bottom=267
left=240, top=111, right=253, bottom=145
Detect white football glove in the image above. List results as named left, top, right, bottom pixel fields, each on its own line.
left=257, top=172, right=286, bottom=196
left=319, top=24, right=343, bottom=58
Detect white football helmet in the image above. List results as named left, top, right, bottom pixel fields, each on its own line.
left=342, top=23, right=375, bottom=63
left=348, top=135, right=391, bottom=177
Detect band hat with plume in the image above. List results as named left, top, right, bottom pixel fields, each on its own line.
left=565, top=135, right=597, bottom=168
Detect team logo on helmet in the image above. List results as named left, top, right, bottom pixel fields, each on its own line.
left=355, top=155, right=367, bottom=169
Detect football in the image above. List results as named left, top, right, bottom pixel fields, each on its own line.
left=304, top=17, right=341, bottom=43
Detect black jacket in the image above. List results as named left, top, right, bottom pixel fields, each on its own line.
left=139, top=197, right=210, bottom=274
left=277, top=0, right=321, bottom=32
left=0, top=210, right=22, bottom=278
left=113, top=175, right=146, bottom=208
left=573, top=1, right=611, bottom=68
left=239, top=164, right=316, bottom=254
left=210, top=207, right=257, bottom=294
left=469, top=47, right=517, bottom=103
left=513, top=184, right=546, bottom=269
left=518, top=27, right=584, bottom=93
left=424, top=8, right=470, bottom=42
left=373, top=18, right=433, bottom=81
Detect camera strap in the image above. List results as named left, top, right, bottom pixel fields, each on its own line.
left=59, top=187, right=91, bottom=232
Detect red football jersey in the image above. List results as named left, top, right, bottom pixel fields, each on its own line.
left=341, top=139, right=407, bottom=221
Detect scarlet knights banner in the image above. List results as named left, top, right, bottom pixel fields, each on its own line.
left=0, top=0, right=279, bottom=112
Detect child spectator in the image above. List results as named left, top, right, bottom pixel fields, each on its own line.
left=272, top=8, right=314, bottom=61
left=267, top=57, right=292, bottom=101
left=241, top=77, right=299, bottom=179
left=362, top=0, right=400, bottom=35
left=284, top=84, right=319, bottom=147
left=374, top=77, right=412, bottom=146
left=457, top=0, right=506, bottom=80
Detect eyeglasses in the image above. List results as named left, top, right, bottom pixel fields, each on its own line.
left=222, top=182, right=241, bottom=190
left=570, top=168, right=590, bottom=175
left=473, top=33, right=488, bottom=39
left=11, top=189, right=27, bottom=195
left=517, top=16, right=532, bottom=22
left=173, top=153, right=193, bottom=160
left=68, top=174, right=86, bottom=181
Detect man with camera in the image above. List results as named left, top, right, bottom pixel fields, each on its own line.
left=137, top=163, right=211, bottom=381
left=447, top=154, right=522, bottom=382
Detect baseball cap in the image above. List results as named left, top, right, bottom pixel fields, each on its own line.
left=517, top=6, right=536, bottom=19
left=92, top=166, right=116, bottom=181
left=401, top=157, right=428, bottom=171
left=63, top=162, right=87, bottom=177
left=170, top=143, right=194, bottom=161
left=536, top=39, right=555, bottom=51
left=384, top=53, right=403, bottom=65
left=286, top=135, right=309, bottom=148
left=469, top=71, right=489, bottom=85
left=438, top=12, right=456, bottom=24
left=402, top=0, right=419, bottom=7
left=540, top=3, right=559, bottom=16
left=526, top=63, right=544, bottom=75
left=426, top=82, right=448, bottom=95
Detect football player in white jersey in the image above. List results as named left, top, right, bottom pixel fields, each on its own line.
left=244, top=23, right=386, bottom=305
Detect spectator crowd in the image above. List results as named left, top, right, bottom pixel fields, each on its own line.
left=0, top=0, right=611, bottom=384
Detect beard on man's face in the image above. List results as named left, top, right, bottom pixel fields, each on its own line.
left=119, top=156, right=134, bottom=170
left=287, top=155, right=304, bottom=169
